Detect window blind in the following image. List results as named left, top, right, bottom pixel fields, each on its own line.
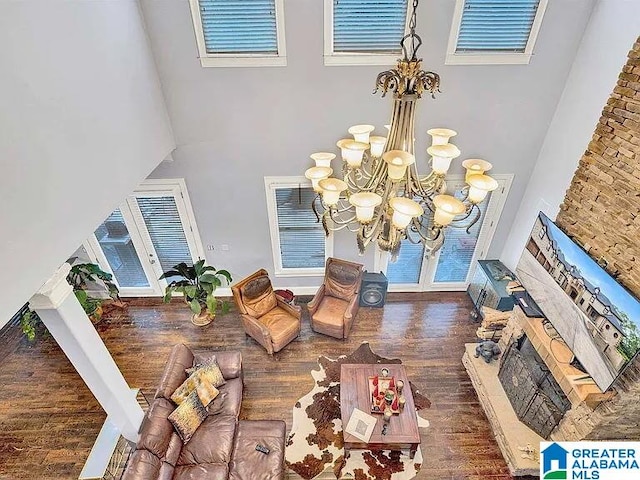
left=456, top=0, right=539, bottom=53
left=198, top=0, right=278, bottom=54
left=136, top=196, right=194, bottom=274
left=275, top=187, right=326, bottom=269
left=333, top=0, right=407, bottom=54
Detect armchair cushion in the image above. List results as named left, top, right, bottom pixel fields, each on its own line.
left=325, top=262, right=361, bottom=301
left=240, top=275, right=277, bottom=318
left=259, top=307, right=300, bottom=346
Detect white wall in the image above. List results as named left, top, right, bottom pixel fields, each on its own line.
left=0, top=0, right=175, bottom=325
left=500, top=0, right=640, bottom=271
left=141, top=0, right=593, bottom=286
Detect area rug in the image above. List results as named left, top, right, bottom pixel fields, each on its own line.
left=285, top=342, right=431, bottom=480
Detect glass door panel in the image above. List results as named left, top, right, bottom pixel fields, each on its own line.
left=432, top=195, right=490, bottom=284
left=94, top=209, right=150, bottom=288
left=386, top=241, right=425, bottom=285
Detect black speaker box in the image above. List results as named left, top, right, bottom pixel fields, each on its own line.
left=359, top=271, right=388, bottom=308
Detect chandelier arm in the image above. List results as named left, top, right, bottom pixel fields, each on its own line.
left=311, top=193, right=323, bottom=222
left=449, top=204, right=482, bottom=234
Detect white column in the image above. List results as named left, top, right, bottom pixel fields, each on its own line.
left=29, top=264, right=144, bottom=442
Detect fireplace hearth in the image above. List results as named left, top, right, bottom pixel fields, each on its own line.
left=498, top=335, right=571, bottom=438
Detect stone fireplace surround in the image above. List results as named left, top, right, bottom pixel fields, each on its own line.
left=463, top=305, right=620, bottom=476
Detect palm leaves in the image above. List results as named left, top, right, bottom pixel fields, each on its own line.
left=160, top=260, right=232, bottom=317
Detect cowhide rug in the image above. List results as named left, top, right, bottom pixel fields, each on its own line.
left=285, top=342, right=431, bottom=480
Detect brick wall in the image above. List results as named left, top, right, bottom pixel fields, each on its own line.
left=553, top=37, right=640, bottom=441
left=556, top=37, right=640, bottom=298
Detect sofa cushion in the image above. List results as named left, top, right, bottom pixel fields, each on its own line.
left=168, top=391, right=208, bottom=444
left=164, top=433, right=183, bottom=466
left=155, top=344, right=194, bottom=401
left=121, top=450, right=161, bottom=480
left=192, top=351, right=242, bottom=380
left=158, top=462, right=174, bottom=480
left=177, top=414, right=237, bottom=466
left=212, top=377, right=243, bottom=418
left=240, top=275, right=277, bottom=318
left=173, top=463, right=229, bottom=480
left=229, top=420, right=286, bottom=480
left=136, top=398, right=175, bottom=459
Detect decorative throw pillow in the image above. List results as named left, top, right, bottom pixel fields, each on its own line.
left=170, top=374, right=199, bottom=405
left=167, top=391, right=207, bottom=443
left=172, top=357, right=225, bottom=405
left=195, top=381, right=219, bottom=408
left=185, top=357, right=226, bottom=388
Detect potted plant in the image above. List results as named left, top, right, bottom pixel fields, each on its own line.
left=160, top=260, right=232, bottom=326
left=18, top=261, right=121, bottom=341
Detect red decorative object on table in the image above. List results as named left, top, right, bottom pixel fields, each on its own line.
left=368, top=376, right=400, bottom=414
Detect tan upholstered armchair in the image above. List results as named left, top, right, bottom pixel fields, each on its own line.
left=231, top=269, right=301, bottom=354
left=308, top=258, right=364, bottom=339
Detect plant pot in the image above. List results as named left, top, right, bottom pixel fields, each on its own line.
left=89, top=305, right=103, bottom=325
left=191, top=311, right=215, bottom=327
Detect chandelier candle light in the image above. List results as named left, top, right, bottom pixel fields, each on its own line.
left=304, top=0, right=498, bottom=259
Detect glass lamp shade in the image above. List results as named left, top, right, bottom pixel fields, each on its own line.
left=310, top=152, right=336, bottom=168
left=349, top=192, right=382, bottom=223
left=427, top=128, right=457, bottom=146
left=427, top=144, right=461, bottom=175
left=343, top=141, right=368, bottom=168
left=369, top=136, right=387, bottom=158
left=389, top=197, right=424, bottom=229
left=348, top=124, right=375, bottom=144
left=467, top=174, right=499, bottom=204
left=462, top=158, right=493, bottom=182
left=433, top=194, right=466, bottom=226
left=336, top=139, right=352, bottom=162
left=304, top=166, right=333, bottom=192
left=383, top=150, right=415, bottom=180
left=318, top=178, right=348, bottom=206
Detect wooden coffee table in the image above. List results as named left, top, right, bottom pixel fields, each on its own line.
left=340, top=364, right=420, bottom=459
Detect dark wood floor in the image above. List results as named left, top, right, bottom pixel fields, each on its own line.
left=0, top=292, right=529, bottom=479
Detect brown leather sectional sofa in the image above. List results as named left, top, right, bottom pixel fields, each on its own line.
left=122, top=344, right=286, bottom=480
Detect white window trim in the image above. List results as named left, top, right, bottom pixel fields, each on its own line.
left=374, top=173, right=514, bottom=292
left=264, top=176, right=334, bottom=277
left=188, top=0, right=287, bottom=68
left=323, top=0, right=410, bottom=67
left=445, top=0, right=548, bottom=66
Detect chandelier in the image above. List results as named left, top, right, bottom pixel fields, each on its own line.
left=304, top=0, right=498, bottom=260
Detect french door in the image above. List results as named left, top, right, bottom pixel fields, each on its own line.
left=84, top=179, right=205, bottom=297
left=375, top=174, right=512, bottom=292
